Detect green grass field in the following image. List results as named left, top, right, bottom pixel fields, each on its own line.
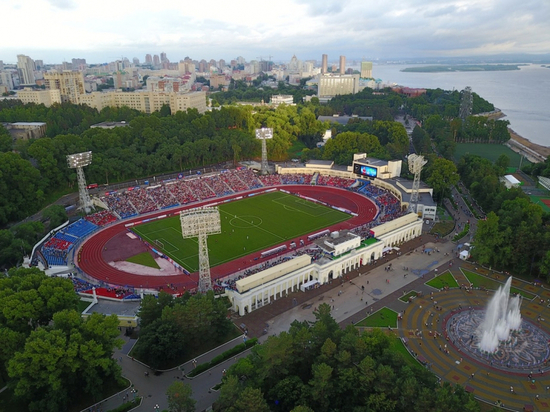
left=462, top=269, right=535, bottom=299
left=454, top=143, right=531, bottom=168
left=126, top=252, right=160, bottom=269
left=355, top=307, right=398, bottom=328
left=131, top=191, right=351, bottom=272
left=426, top=271, right=459, bottom=289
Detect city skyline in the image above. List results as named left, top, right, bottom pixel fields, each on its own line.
left=1, top=0, right=549, bottom=64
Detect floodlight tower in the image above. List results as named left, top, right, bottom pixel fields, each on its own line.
left=67, top=151, right=94, bottom=214
left=180, top=207, right=221, bottom=293
left=255, top=127, right=273, bottom=175
left=408, top=154, right=427, bottom=215
left=459, top=86, right=473, bottom=122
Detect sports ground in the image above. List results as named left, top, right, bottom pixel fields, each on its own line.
left=131, top=192, right=351, bottom=272
left=454, top=143, right=531, bottom=168
left=76, top=185, right=378, bottom=289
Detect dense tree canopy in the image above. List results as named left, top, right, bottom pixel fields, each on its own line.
left=214, top=304, right=480, bottom=412
left=8, top=310, right=123, bottom=412
left=0, top=267, right=119, bottom=412
left=133, top=291, right=233, bottom=368
left=458, top=154, right=550, bottom=278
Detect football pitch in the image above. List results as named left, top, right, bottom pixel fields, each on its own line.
left=131, top=191, right=351, bottom=272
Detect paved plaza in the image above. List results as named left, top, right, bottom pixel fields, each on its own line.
left=97, top=230, right=550, bottom=412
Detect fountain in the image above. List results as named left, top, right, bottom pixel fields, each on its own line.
left=478, top=277, right=522, bottom=352
left=445, top=276, right=550, bottom=372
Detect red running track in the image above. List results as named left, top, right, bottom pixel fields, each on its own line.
left=76, top=186, right=378, bottom=290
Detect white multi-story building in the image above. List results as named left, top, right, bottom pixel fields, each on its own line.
left=317, top=73, right=360, bottom=99
left=78, top=90, right=207, bottom=114
left=17, top=88, right=61, bottom=106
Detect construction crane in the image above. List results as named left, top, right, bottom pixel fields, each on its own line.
left=256, top=55, right=273, bottom=62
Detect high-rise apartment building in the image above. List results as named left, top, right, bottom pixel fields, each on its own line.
left=34, top=60, right=43, bottom=70
left=145, top=54, right=152, bottom=64
left=321, top=54, right=328, bottom=74
left=178, top=61, right=196, bottom=74
left=0, top=60, right=4, bottom=71
left=218, top=59, right=226, bottom=70
left=0, top=72, right=15, bottom=90
left=339, top=56, right=346, bottom=75
left=17, top=55, right=36, bottom=86
left=71, top=58, right=86, bottom=70
left=360, top=61, right=373, bottom=78
left=153, top=55, right=160, bottom=67
left=198, top=59, right=208, bottom=72
left=44, top=70, right=85, bottom=104
left=133, top=57, right=140, bottom=65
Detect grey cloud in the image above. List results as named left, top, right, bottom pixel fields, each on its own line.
left=46, top=0, right=77, bottom=10
left=295, top=0, right=347, bottom=16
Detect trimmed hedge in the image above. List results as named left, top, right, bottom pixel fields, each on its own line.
left=107, top=397, right=141, bottom=412
left=187, top=338, right=258, bottom=377
left=452, top=223, right=470, bottom=241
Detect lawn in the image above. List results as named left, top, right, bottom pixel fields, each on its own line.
left=399, top=291, right=419, bottom=303
left=391, top=338, right=419, bottom=368
left=77, top=299, right=92, bottom=313
left=131, top=191, right=351, bottom=272
left=453, top=143, right=531, bottom=168
left=126, top=252, right=160, bottom=269
left=462, top=270, right=536, bottom=299
left=462, top=269, right=501, bottom=290
left=426, top=271, right=459, bottom=289
left=355, top=307, right=398, bottom=328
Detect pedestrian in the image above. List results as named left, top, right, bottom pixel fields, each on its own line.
left=510, top=386, right=514, bottom=393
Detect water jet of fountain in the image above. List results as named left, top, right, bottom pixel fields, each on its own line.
left=478, top=277, right=522, bottom=352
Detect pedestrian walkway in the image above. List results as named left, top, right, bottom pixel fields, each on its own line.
left=98, top=333, right=248, bottom=412
left=98, top=232, right=467, bottom=412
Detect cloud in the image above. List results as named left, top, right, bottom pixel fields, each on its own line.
left=46, top=0, right=77, bottom=9
left=1, top=0, right=549, bottom=62
left=294, top=0, right=347, bottom=16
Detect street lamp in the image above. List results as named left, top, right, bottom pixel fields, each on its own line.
left=154, top=405, right=160, bottom=411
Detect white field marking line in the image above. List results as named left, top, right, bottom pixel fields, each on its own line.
left=272, top=195, right=332, bottom=218
left=158, top=237, right=180, bottom=254
left=137, top=226, right=175, bottom=237
left=220, top=209, right=286, bottom=242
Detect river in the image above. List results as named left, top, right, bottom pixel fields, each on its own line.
left=366, top=63, right=550, bottom=147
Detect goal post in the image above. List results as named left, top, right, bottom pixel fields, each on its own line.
left=154, top=239, right=164, bottom=249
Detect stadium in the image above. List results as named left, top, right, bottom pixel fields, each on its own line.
left=32, top=154, right=436, bottom=316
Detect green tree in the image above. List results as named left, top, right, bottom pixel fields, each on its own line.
left=0, top=124, right=12, bottom=152
left=233, top=387, right=270, bottom=412
left=7, top=310, right=122, bottom=412
left=424, top=157, right=459, bottom=202
left=41, top=205, right=68, bottom=230
left=166, top=381, right=196, bottom=412
left=0, top=152, right=43, bottom=225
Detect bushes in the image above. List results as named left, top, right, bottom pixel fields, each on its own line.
left=107, top=397, right=141, bottom=412
left=453, top=223, right=470, bottom=241
left=187, top=338, right=258, bottom=377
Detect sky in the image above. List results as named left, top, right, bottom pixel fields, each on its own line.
left=1, top=0, right=549, bottom=64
